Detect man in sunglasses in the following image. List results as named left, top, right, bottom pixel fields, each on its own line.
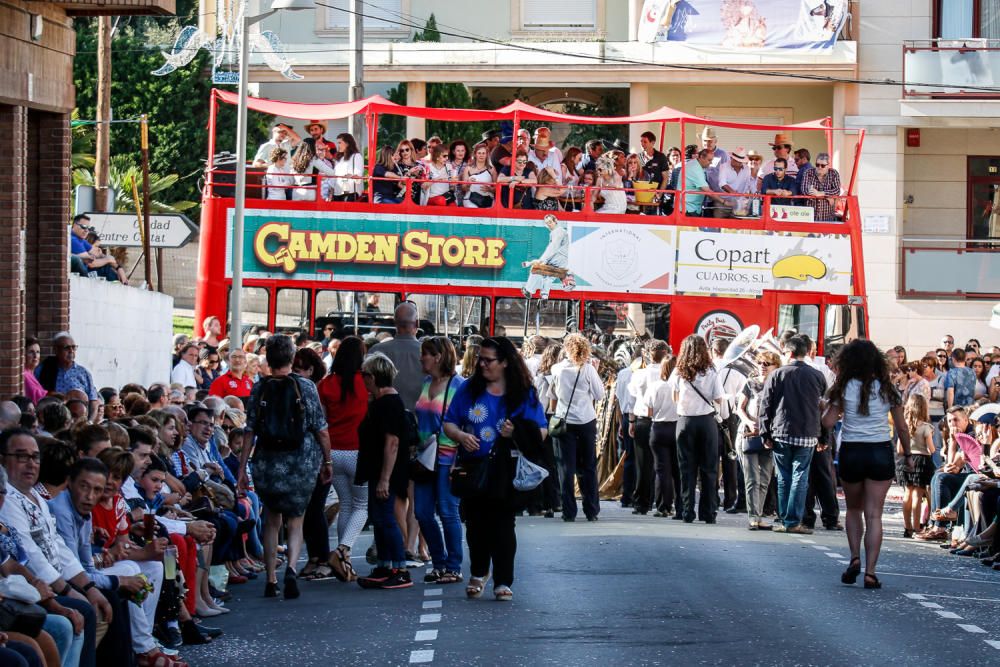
left=35, top=332, right=99, bottom=421
left=757, top=133, right=799, bottom=191
left=759, top=158, right=799, bottom=207
left=801, top=152, right=842, bottom=221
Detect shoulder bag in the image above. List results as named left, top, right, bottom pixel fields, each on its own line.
left=548, top=366, right=582, bottom=439
left=410, top=377, right=453, bottom=483
left=686, top=375, right=737, bottom=461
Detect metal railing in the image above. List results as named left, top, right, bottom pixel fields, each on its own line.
left=900, top=237, right=1000, bottom=298
left=204, top=167, right=855, bottom=226
left=903, top=39, right=1000, bottom=98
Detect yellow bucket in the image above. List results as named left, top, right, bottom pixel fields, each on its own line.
left=634, top=181, right=656, bottom=204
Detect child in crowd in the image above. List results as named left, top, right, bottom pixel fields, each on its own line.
left=265, top=148, right=294, bottom=200
left=900, top=394, right=936, bottom=537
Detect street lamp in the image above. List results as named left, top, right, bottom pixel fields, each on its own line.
left=230, top=0, right=314, bottom=348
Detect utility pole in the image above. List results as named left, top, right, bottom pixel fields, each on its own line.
left=140, top=115, right=153, bottom=289
left=347, top=0, right=364, bottom=141
left=94, top=16, right=112, bottom=212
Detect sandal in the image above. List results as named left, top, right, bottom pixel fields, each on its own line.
left=841, top=556, right=861, bottom=585
left=494, top=585, right=513, bottom=601
left=466, top=575, right=489, bottom=599
left=437, top=570, right=463, bottom=585
left=329, top=547, right=357, bottom=582
left=931, top=508, right=958, bottom=522
left=863, top=573, right=881, bottom=589
left=310, top=564, right=336, bottom=581
left=298, top=559, right=320, bottom=580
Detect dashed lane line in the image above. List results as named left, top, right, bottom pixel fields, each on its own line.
left=424, top=588, right=443, bottom=596
left=420, top=614, right=442, bottom=623
left=918, top=602, right=943, bottom=609
left=985, top=640, right=1000, bottom=650
left=415, top=630, right=438, bottom=641
left=934, top=611, right=962, bottom=619
left=811, top=545, right=829, bottom=551
left=958, top=624, right=987, bottom=634
left=423, top=600, right=443, bottom=609
left=409, top=650, right=435, bottom=664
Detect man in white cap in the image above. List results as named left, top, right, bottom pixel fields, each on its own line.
left=252, top=122, right=301, bottom=167
left=700, top=126, right=728, bottom=192
left=757, top=133, right=798, bottom=190
left=716, top=147, right=753, bottom=217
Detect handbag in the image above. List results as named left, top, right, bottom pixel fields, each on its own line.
left=548, top=366, right=582, bottom=439
left=511, top=436, right=549, bottom=492
left=411, top=377, right=453, bottom=483
left=468, top=191, right=493, bottom=208
left=0, top=576, right=46, bottom=638
left=742, top=435, right=766, bottom=454
left=449, top=448, right=493, bottom=499
left=687, top=377, right=737, bottom=461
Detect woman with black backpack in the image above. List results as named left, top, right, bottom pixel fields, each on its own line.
left=442, top=337, right=548, bottom=602
left=240, top=335, right=333, bottom=600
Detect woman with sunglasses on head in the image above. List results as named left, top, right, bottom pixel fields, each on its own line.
left=735, top=351, right=782, bottom=531
left=498, top=149, right=537, bottom=209
left=442, top=337, right=547, bottom=602
left=412, top=337, right=465, bottom=585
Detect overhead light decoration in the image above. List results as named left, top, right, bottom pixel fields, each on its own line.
left=152, top=0, right=303, bottom=83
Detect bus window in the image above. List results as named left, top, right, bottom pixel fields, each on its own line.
left=360, top=292, right=396, bottom=314
left=777, top=304, right=819, bottom=341
left=407, top=295, right=491, bottom=339
left=275, top=288, right=311, bottom=332
left=824, top=304, right=866, bottom=351
left=584, top=301, right=669, bottom=340
left=315, top=290, right=356, bottom=318
left=494, top=298, right=578, bottom=343
left=227, top=286, right=270, bottom=337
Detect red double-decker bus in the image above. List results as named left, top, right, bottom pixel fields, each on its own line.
left=195, top=90, right=868, bottom=352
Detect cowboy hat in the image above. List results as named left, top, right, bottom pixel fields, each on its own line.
left=768, top=133, right=794, bottom=147
left=481, top=129, right=501, bottom=141
left=532, top=136, right=554, bottom=150
left=747, top=149, right=761, bottom=159
left=730, top=147, right=748, bottom=164
left=700, top=126, right=717, bottom=140
left=305, top=120, right=327, bottom=133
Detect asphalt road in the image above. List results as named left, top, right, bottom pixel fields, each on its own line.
left=183, top=497, right=1000, bottom=667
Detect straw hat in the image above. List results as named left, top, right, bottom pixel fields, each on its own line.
left=730, top=147, right=748, bottom=164
left=768, top=133, right=794, bottom=147
left=747, top=149, right=761, bottom=160
left=532, top=136, right=555, bottom=151
left=305, top=120, right=327, bottom=133
left=700, top=126, right=717, bottom=141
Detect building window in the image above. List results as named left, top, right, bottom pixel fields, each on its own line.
left=967, top=156, right=1000, bottom=238
left=521, top=0, right=596, bottom=30
left=321, top=0, right=405, bottom=33
left=936, top=0, right=1000, bottom=39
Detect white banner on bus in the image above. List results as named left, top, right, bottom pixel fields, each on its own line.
left=674, top=229, right=853, bottom=297
left=769, top=204, right=814, bottom=222
left=566, top=223, right=676, bottom=295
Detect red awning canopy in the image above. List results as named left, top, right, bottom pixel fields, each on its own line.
left=212, top=88, right=843, bottom=132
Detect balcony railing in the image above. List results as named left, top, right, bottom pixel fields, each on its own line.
left=903, top=39, right=1000, bottom=98
left=900, top=237, right=1000, bottom=298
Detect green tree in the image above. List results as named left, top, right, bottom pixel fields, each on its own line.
left=72, top=1, right=270, bottom=215
left=380, top=15, right=493, bottom=147
left=560, top=94, right=629, bottom=150
left=73, top=156, right=197, bottom=215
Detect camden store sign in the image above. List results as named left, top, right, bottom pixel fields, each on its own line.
left=231, top=210, right=854, bottom=298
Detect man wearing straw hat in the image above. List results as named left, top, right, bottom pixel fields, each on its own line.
left=716, top=147, right=753, bottom=218
left=528, top=129, right=562, bottom=183
left=304, top=119, right=329, bottom=144
left=758, top=132, right=798, bottom=190
left=700, top=126, right=728, bottom=191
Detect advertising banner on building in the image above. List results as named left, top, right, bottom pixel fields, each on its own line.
left=638, top=0, right=849, bottom=51
left=674, top=227, right=853, bottom=296
left=566, top=223, right=677, bottom=295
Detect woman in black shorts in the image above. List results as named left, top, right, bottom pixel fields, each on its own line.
left=823, top=340, right=911, bottom=589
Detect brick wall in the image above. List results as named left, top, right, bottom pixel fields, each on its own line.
left=0, top=104, right=26, bottom=397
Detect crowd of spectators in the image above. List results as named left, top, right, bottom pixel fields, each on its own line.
left=248, top=121, right=845, bottom=221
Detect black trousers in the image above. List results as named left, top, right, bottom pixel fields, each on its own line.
left=804, top=447, right=840, bottom=528
left=558, top=420, right=600, bottom=520
left=720, top=414, right=744, bottom=510
left=650, top=421, right=681, bottom=515
left=676, top=414, right=720, bottom=521
left=619, top=411, right=636, bottom=507
left=529, top=426, right=561, bottom=513
left=303, top=477, right=332, bottom=561
left=464, top=497, right=516, bottom=587
left=632, top=417, right=654, bottom=512
left=94, top=588, right=134, bottom=667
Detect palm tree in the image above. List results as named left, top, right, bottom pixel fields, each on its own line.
left=73, top=155, right=196, bottom=214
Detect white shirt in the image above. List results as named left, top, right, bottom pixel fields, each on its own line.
left=264, top=164, right=294, bottom=200
left=718, top=162, right=753, bottom=204
left=525, top=354, right=543, bottom=379
left=645, top=372, right=678, bottom=422
left=629, top=365, right=662, bottom=419
left=171, top=360, right=198, bottom=387
left=0, top=484, right=84, bottom=584
left=669, top=368, right=724, bottom=417
left=552, top=362, right=605, bottom=425
left=714, top=360, right=748, bottom=420
left=528, top=150, right=562, bottom=182
left=615, top=365, right=636, bottom=415
left=332, top=153, right=364, bottom=196
left=807, top=357, right=835, bottom=389
left=253, top=138, right=296, bottom=165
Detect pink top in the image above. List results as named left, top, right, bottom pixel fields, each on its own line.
left=23, top=369, right=46, bottom=404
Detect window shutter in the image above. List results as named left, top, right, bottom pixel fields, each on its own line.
left=700, top=115, right=787, bottom=157
left=522, top=0, right=596, bottom=29
left=326, top=0, right=402, bottom=30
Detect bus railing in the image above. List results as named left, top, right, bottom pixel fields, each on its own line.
left=204, top=168, right=853, bottom=225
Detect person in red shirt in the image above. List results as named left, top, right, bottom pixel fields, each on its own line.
left=313, top=336, right=369, bottom=582
left=209, top=349, right=254, bottom=399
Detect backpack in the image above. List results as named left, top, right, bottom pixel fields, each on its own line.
left=253, top=376, right=306, bottom=452
left=402, top=409, right=422, bottom=463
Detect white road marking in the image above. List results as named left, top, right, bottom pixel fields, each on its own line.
left=424, top=588, right=443, bottom=596
left=903, top=593, right=926, bottom=600
left=410, top=650, right=435, bottom=663
left=985, top=640, right=1000, bottom=650
left=419, top=614, right=442, bottom=623
left=798, top=539, right=816, bottom=544
left=957, top=624, right=987, bottom=634
left=935, top=611, right=962, bottom=619
left=423, top=600, right=443, bottom=609
left=811, top=545, right=829, bottom=551
left=838, top=560, right=851, bottom=565
left=825, top=552, right=845, bottom=558
left=877, top=572, right=1000, bottom=585
left=414, top=630, right=438, bottom=641
left=917, top=593, right=1000, bottom=603
left=919, top=602, right=943, bottom=609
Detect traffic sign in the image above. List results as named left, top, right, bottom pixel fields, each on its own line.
left=83, top=212, right=198, bottom=248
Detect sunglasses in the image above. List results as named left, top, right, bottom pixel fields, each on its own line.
left=400, top=148, right=411, bottom=153
left=774, top=167, right=785, bottom=172
left=816, top=163, right=829, bottom=168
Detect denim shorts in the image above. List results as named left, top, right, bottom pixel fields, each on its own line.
left=838, top=441, right=894, bottom=483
